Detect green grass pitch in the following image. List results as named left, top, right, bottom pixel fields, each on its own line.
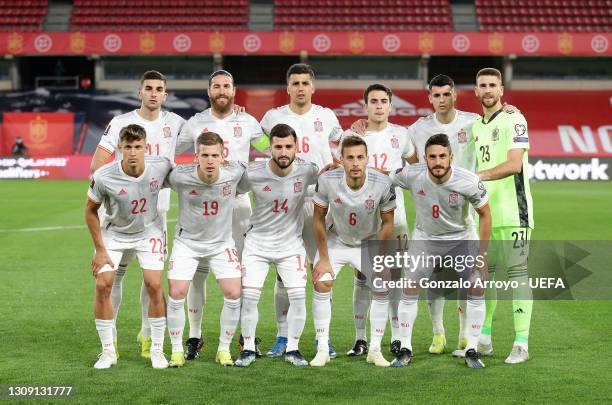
left=1, top=180, right=611, bottom=404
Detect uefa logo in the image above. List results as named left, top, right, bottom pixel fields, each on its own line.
left=521, top=35, right=540, bottom=53
left=243, top=34, right=262, bottom=52
left=103, top=34, right=122, bottom=53
left=312, top=34, right=331, bottom=52
left=173, top=34, right=192, bottom=53
left=452, top=35, right=470, bottom=53
left=34, top=34, right=52, bottom=53
left=591, top=35, right=608, bottom=54
left=382, top=34, right=401, bottom=53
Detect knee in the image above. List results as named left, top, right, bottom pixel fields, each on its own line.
left=144, top=278, right=163, bottom=295
left=169, top=286, right=187, bottom=300
left=224, top=288, right=241, bottom=300
left=314, top=281, right=333, bottom=293
left=95, top=278, right=112, bottom=299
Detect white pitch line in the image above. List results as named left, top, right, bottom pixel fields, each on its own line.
left=0, top=218, right=178, bottom=233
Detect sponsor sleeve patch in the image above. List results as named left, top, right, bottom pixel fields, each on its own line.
left=513, top=136, right=529, bottom=143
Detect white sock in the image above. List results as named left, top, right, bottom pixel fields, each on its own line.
left=140, top=281, right=151, bottom=338
left=426, top=289, right=445, bottom=335
left=166, top=297, right=185, bottom=353
left=388, top=286, right=401, bottom=342
left=369, top=294, right=389, bottom=352
left=95, top=319, right=115, bottom=353
left=219, top=297, right=241, bottom=352
left=149, top=317, right=166, bottom=353
left=274, top=279, right=289, bottom=338
left=352, top=277, right=370, bottom=342
left=312, top=291, right=331, bottom=351
left=465, top=295, right=485, bottom=351
left=240, top=289, right=261, bottom=352
left=110, top=264, right=127, bottom=339
left=187, top=267, right=208, bottom=339
left=398, top=293, right=419, bottom=351
left=286, top=288, right=306, bottom=352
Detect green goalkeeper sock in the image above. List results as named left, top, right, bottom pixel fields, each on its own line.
left=509, top=265, right=533, bottom=347
left=481, top=271, right=497, bottom=340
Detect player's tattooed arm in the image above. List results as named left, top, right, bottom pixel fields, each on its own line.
left=502, top=102, right=520, bottom=114
left=478, top=148, right=524, bottom=181
left=312, top=203, right=334, bottom=283
left=349, top=119, right=368, bottom=136
left=84, top=199, right=114, bottom=276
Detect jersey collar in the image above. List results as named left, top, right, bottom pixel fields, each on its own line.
left=481, top=108, right=503, bottom=125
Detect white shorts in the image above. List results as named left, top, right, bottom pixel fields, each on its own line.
left=314, top=234, right=362, bottom=282
left=98, top=230, right=165, bottom=273
left=168, top=238, right=242, bottom=281
left=242, top=245, right=308, bottom=289
left=232, top=193, right=252, bottom=256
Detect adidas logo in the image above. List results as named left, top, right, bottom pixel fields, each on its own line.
left=417, top=189, right=426, bottom=196
left=334, top=198, right=342, bottom=204
left=263, top=185, right=271, bottom=192
left=514, top=308, right=525, bottom=314
left=332, top=96, right=433, bottom=118
left=189, top=189, right=198, bottom=195
left=118, top=188, right=127, bottom=195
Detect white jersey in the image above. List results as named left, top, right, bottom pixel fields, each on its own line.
left=313, top=167, right=396, bottom=247
left=98, top=110, right=185, bottom=161
left=390, top=164, right=488, bottom=240
left=238, top=159, right=319, bottom=254
left=167, top=161, right=246, bottom=256
left=88, top=156, right=173, bottom=242
left=260, top=104, right=342, bottom=170
left=176, top=109, right=265, bottom=162
left=408, top=110, right=479, bottom=171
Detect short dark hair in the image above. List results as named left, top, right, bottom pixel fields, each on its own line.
left=209, top=69, right=234, bottom=87
left=269, top=123, right=297, bottom=144
left=286, top=63, right=315, bottom=82
left=476, top=67, right=502, bottom=82
left=341, top=135, right=368, bottom=156
left=428, top=74, right=455, bottom=90
left=424, top=133, right=451, bottom=153
left=140, top=70, right=166, bottom=87
left=196, top=132, right=224, bottom=149
left=119, top=124, right=146, bottom=143
left=364, top=84, right=393, bottom=104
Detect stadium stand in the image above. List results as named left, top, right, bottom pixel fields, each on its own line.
left=273, top=0, right=452, bottom=31
left=0, top=0, right=47, bottom=32
left=476, top=0, right=612, bottom=32
left=69, top=0, right=249, bottom=31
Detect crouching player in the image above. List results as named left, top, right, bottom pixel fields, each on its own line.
left=388, top=134, right=491, bottom=368
left=165, top=132, right=246, bottom=367
left=311, top=136, right=396, bottom=367
left=85, top=124, right=173, bottom=369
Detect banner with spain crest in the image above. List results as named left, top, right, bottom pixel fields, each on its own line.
left=1, top=112, right=74, bottom=156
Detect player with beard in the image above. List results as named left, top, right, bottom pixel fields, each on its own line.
left=472, top=68, right=534, bottom=364
left=387, top=134, right=491, bottom=368
left=234, top=124, right=319, bottom=367
left=260, top=63, right=342, bottom=359
left=90, top=71, right=185, bottom=360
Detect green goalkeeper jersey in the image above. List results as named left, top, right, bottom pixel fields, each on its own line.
left=471, top=108, right=534, bottom=229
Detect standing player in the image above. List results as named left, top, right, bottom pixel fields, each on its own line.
left=472, top=68, right=534, bottom=364
left=175, top=70, right=269, bottom=360
left=234, top=124, right=319, bottom=367
left=310, top=136, right=396, bottom=367
left=90, top=70, right=185, bottom=359
left=388, top=134, right=491, bottom=368
left=337, top=84, right=414, bottom=357
left=165, top=132, right=246, bottom=368
left=85, top=124, right=173, bottom=369
left=260, top=63, right=342, bottom=357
